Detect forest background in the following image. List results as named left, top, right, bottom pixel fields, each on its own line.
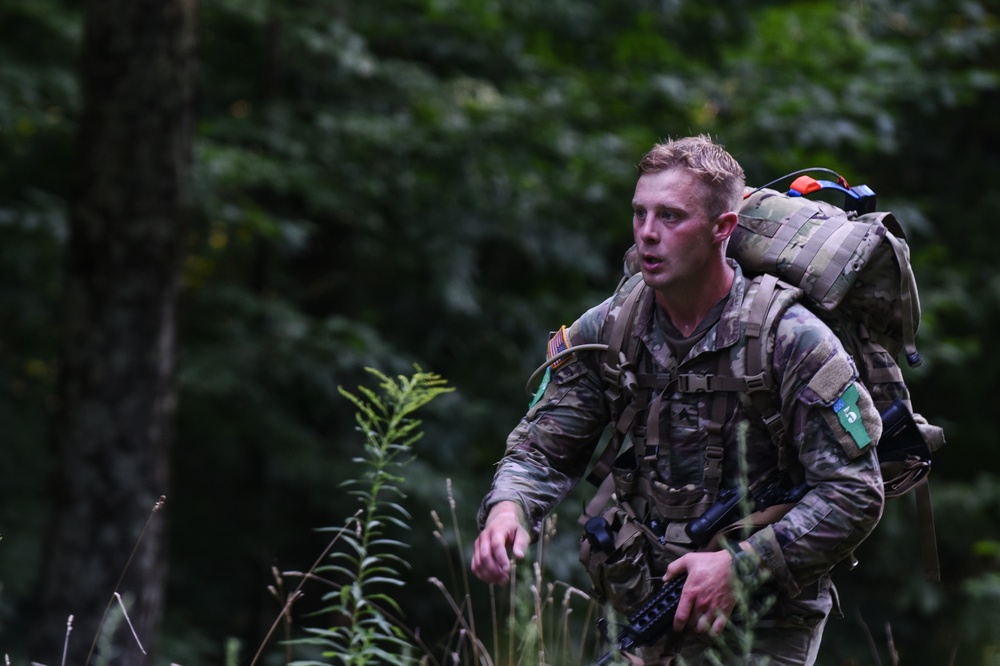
left=1, top=0, right=998, bottom=665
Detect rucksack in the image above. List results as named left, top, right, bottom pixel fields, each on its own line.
left=570, top=172, right=946, bottom=581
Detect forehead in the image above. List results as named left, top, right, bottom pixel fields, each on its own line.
left=632, top=168, right=707, bottom=211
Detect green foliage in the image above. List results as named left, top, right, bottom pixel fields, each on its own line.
left=0, top=0, right=79, bottom=203
left=825, top=475, right=1000, bottom=664
left=0, top=0, right=997, bottom=663
left=500, top=533, right=597, bottom=666
left=0, top=1, right=78, bottom=648
left=428, top=509, right=600, bottom=666
left=293, top=368, right=452, bottom=665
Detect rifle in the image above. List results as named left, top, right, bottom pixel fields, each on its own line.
left=594, top=573, right=686, bottom=666
left=589, top=478, right=809, bottom=665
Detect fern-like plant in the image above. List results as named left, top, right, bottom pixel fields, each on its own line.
left=294, top=367, right=453, bottom=666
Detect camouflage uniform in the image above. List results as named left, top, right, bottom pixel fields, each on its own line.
left=478, top=261, right=884, bottom=663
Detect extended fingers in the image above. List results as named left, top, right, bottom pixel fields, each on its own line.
left=488, top=528, right=515, bottom=578
left=709, top=612, right=728, bottom=636
left=672, top=594, right=693, bottom=633
left=666, top=554, right=694, bottom=632
left=692, top=609, right=727, bottom=635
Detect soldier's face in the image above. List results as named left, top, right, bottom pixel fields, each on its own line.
left=631, top=168, right=722, bottom=295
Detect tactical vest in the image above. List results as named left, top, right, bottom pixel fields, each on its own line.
left=585, top=271, right=801, bottom=526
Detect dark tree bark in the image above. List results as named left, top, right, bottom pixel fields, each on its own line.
left=31, top=0, right=196, bottom=663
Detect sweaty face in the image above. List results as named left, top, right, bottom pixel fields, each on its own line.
left=631, top=168, right=722, bottom=297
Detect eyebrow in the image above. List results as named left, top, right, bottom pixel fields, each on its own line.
left=632, top=201, right=682, bottom=213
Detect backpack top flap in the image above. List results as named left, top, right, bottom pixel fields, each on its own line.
left=734, top=187, right=921, bottom=365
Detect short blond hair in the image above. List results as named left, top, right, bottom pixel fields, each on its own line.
left=638, top=135, right=745, bottom=219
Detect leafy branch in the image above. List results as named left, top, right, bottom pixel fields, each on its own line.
left=294, top=367, right=453, bottom=666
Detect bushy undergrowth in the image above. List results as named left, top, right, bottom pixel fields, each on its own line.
left=260, top=367, right=610, bottom=666
left=22, top=368, right=999, bottom=665
left=43, top=366, right=977, bottom=666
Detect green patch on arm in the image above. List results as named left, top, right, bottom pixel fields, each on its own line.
left=832, top=383, right=871, bottom=449
left=529, top=367, right=551, bottom=408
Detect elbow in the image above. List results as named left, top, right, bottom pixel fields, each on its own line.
left=845, top=458, right=886, bottom=543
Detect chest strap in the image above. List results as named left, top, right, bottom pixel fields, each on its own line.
left=583, top=275, right=796, bottom=524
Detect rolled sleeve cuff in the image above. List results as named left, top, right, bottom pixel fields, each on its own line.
left=747, top=525, right=801, bottom=597
left=477, top=491, right=539, bottom=541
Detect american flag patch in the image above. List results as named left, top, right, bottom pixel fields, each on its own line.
left=547, top=326, right=571, bottom=370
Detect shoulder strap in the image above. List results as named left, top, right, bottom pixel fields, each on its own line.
left=580, top=278, right=649, bottom=523
left=582, top=277, right=649, bottom=510
left=737, top=274, right=797, bottom=470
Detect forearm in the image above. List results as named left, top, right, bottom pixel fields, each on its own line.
left=747, top=449, right=884, bottom=595
left=477, top=446, right=581, bottom=540
left=477, top=347, right=608, bottom=539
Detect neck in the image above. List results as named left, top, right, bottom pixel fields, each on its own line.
left=654, top=261, right=735, bottom=337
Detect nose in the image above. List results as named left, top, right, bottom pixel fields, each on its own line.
left=635, top=212, right=658, bottom=243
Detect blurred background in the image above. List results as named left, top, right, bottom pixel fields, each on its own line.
left=0, top=0, right=997, bottom=664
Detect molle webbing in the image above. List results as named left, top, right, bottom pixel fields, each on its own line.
left=736, top=192, right=874, bottom=310
left=585, top=184, right=942, bottom=582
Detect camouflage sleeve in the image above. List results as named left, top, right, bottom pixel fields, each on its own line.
left=746, top=304, right=885, bottom=596
left=477, top=300, right=613, bottom=541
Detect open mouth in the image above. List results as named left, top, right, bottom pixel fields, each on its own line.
left=641, top=254, right=664, bottom=271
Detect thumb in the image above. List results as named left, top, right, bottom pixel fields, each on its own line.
left=665, top=553, right=690, bottom=581
left=511, top=527, right=530, bottom=560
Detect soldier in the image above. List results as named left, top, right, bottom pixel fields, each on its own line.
left=471, top=135, right=885, bottom=664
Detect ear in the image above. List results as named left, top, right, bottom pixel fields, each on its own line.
left=713, top=210, right=739, bottom=243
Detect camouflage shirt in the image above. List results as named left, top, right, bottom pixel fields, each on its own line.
left=479, top=261, right=884, bottom=596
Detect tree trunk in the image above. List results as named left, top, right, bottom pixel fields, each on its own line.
left=31, top=0, right=196, bottom=664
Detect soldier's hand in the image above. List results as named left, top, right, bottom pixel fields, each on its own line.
left=472, top=501, right=530, bottom=586
left=666, top=549, right=739, bottom=635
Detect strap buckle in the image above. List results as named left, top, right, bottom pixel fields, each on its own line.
left=744, top=372, right=769, bottom=392
left=678, top=374, right=711, bottom=393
